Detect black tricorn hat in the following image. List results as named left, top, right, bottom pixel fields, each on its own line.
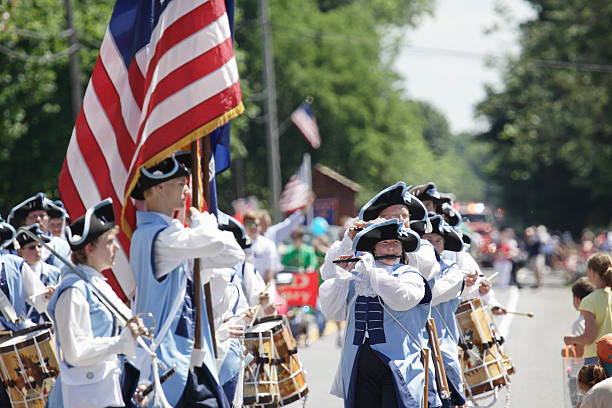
left=218, top=211, right=251, bottom=249
left=359, top=182, right=427, bottom=222
left=410, top=213, right=463, bottom=252
left=131, top=151, right=192, bottom=200
left=410, top=182, right=440, bottom=202
left=48, top=200, right=69, bottom=220
left=352, top=219, right=420, bottom=254
left=462, top=233, right=471, bottom=246
left=8, top=192, right=55, bottom=226
left=15, top=223, right=51, bottom=248
left=441, top=202, right=461, bottom=227
left=0, top=219, right=16, bottom=249
left=67, top=198, right=116, bottom=251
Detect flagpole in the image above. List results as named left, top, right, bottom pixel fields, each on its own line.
left=191, top=140, right=217, bottom=357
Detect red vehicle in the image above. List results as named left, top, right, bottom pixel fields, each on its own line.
left=455, top=202, right=497, bottom=266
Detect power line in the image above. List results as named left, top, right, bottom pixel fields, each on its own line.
left=0, top=42, right=78, bottom=63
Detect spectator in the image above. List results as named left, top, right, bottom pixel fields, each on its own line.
left=281, top=228, right=318, bottom=272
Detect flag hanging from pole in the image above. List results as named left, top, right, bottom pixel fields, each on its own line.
left=290, top=100, right=320, bottom=149
left=58, top=0, right=243, bottom=301
left=279, top=155, right=311, bottom=214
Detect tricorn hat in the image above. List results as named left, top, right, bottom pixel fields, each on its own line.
left=48, top=200, right=69, bottom=221
left=410, top=213, right=463, bottom=252
left=353, top=219, right=420, bottom=254
left=218, top=211, right=251, bottom=249
left=359, top=182, right=427, bottom=222
left=15, top=223, right=51, bottom=248
left=441, top=202, right=461, bottom=227
left=7, top=192, right=55, bottom=226
left=67, top=198, right=116, bottom=251
left=0, top=218, right=16, bottom=250
left=131, top=151, right=192, bottom=200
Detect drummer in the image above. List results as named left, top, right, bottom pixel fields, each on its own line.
left=7, top=192, right=71, bottom=268
left=217, top=211, right=270, bottom=309
left=319, top=219, right=431, bottom=408
left=46, top=198, right=148, bottom=408
left=15, top=223, right=61, bottom=323
left=0, top=219, right=51, bottom=332
left=411, top=213, right=468, bottom=407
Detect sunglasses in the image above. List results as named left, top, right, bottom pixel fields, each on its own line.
left=245, top=222, right=259, bottom=228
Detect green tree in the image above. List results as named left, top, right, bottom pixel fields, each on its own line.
left=476, top=0, right=612, bottom=232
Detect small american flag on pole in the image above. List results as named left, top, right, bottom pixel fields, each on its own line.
left=290, top=99, right=320, bottom=149
left=58, top=0, right=243, bottom=300
left=279, top=155, right=311, bottom=214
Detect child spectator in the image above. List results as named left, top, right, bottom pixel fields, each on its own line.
left=561, top=277, right=596, bottom=408
left=577, top=335, right=612, bottom=407
left=564, top=253, right=612, bottom=365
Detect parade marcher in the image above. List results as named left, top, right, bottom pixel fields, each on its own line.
left=0, top=216, right=16, bottom=254
left=412, top=214, right=468, bottom=407
left=7, top=192, right=71, bottom=269
left=15, top=223, right=60, bottom=324
left=564, top=252, right=612, bottom=365
left=409, top=182, right=450, bottom=214
left=129, top=151, right=245, bottom=408
left=48, top=199, right=70, bottom=239
left=210, top=265, right=250, bottom=404
left=0, top=219, right=51, bottom=332
left=217, top=211, right=269, bottom=308
left=46, top=198, right=148, bottom=408
left=319, top=219, right=431, bottom=407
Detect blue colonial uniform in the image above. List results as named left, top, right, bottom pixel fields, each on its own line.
left=429, top=258, right=466, bottom=407
left=130, top=211, right=226, bottom=408
left=332, top=263, right=432, bottom=408
left=0, top=253, right=27, bottom=331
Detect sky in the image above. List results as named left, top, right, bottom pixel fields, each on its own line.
left=395, top=0, right=536, bottom=133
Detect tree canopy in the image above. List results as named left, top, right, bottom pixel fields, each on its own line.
left=0, top=0, right=487, bottom=219
left=476, top=0, right=612, bottom=232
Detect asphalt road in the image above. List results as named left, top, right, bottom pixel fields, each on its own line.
left=289, top=268, right=577, bottom=408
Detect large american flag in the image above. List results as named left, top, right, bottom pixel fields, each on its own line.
left=58, top=0, right=243, bottom=301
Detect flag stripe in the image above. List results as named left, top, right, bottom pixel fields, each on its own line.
left=99, top=30, right=141, bottom=140
left=65, top=134, right=102, bottom=208
left=140, top=57, right=239, bottom=143
left=90, top=58, right=136, bottom=168
left=141, top=37, right=235, bottom=140
left=142, top=0, right=211, bottom=74
left=143, top=1, right=226, bottom=99
left=140, top=12, right=231, bottom=126
left=83, top=86, right=129, bottom=202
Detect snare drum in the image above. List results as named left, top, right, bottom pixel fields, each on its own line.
left=456, top=299, right=512, bottom=397
left=243, top=315, right=308, bottom=406
left=0, top=324, right=60, bottom=408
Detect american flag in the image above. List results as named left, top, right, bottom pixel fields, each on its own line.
left=58, top=0, right=243, bottom=301
left=279, top=155, right=311, bottom=214
left=290, top=100, right=320, bottom=149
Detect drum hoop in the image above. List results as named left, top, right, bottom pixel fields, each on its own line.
left=252, top=314, right=284, bottom=326
left=0, top=327, right=53, bottom=353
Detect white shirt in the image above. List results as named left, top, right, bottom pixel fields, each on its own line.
left=0, top=260, right=48, bottom=331
left=319, top=252, right=425, bottom=321
left=264, top=210, right=304, bottom=245
left=236, top=261, right=267, bottom=307
left=54, top=265, right=135, bottom=367
left=245, top=234, right=279, bottom=275
left=152, top=212, right=245, bottom=280
left=430, top=260, right=464, bottom=307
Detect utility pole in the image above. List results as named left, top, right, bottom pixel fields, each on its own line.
left=63, top=0, right=82, bottom=121
left=259, top=0, right=282, bottom=221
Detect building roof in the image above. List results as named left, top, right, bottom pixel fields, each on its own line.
left=314, top=164, right=361, bottom=192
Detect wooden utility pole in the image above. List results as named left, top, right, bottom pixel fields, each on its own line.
left=259, top=0, right=282, bottom=221
left=63, top=0, right=82, bottom=121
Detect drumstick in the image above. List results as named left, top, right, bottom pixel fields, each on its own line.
left=422, top=348, right=430, bottom=408
left=0, top=330, right=12, bottom=337
left=140, top=366, right=176, bottom=397
left=28, top=289, right=53, bottom=301
left=485, top=271, right=499, bottom=281
left=505, top=310, right=535, bottom=318
left=249, top=281, right=271, bottom=328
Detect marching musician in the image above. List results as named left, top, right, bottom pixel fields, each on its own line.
left=321, top=181, right=442, bottom=406
left=7, top=192, right=71, bottom=268
left=15, top=223, right=60, bottom=323
left=411, top=214, right=468, bottom=407
left=0, top=219, right=50, bottom=332
left=217, top=211, right=269, bottom=308
left=46, top=198, right=148, bottom=408
left=319, top=219, right=431, bottom=407
left=129, top=151, right=244, bottom=408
